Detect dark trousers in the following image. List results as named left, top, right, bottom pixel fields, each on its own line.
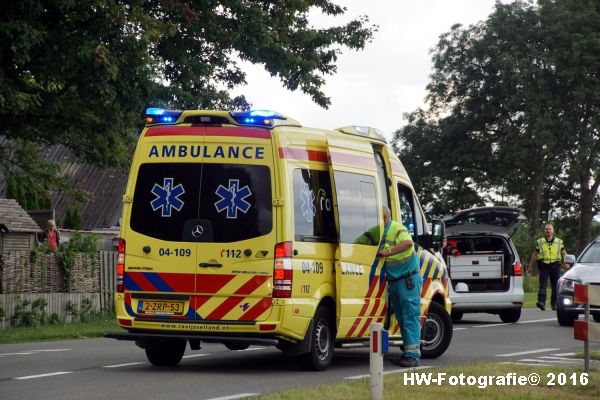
left=538, top=262, right=560, bottom=307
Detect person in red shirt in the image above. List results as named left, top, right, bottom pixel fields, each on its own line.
left=443, top=239, right=462, bottom=259
left=45, top=219, right=60, bottom=252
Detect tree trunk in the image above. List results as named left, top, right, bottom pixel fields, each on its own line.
left=526, top=166, right=544, bottom=274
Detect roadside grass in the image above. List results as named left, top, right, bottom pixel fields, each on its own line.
left=576, top=351, right=600, bottom=361
left=524, top=291, right=538, bottom=309
left=0, top=315, right=119, bottom=344
left=249, top=363, right=599, bottom=400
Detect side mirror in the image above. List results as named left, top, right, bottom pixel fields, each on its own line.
left=564, top=254, right=576, bottom=266
left=430, top=219, right=445, bottom=251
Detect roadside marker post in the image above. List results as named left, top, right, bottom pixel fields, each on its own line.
left=370, top=323, right=389, bottom=400
left=573, top=283, right=600, bottom=372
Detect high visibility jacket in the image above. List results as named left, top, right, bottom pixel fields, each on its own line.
left=536, top=237, right=564, bottom=263
left=382, top=221, right=415, bottom=262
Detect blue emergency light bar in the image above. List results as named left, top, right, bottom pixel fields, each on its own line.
left=144, top=108, right=182, bottom=124
left=230, top=110, right=286, bottom=127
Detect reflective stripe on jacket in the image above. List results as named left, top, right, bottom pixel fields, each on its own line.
left=536, top=237, right=563, bottom=263
left=383, top=221, right=415, bottom=262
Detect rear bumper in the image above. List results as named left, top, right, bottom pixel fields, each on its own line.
left=104, top=331, right=280, bottom=346
left=450, top=290, right=524, bottom=311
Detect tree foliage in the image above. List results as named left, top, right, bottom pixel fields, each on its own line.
left=393, top=0, right=600, bottom=251
left=1, top=0, right=376, bottom=195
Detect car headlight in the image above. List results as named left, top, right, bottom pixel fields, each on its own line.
left=558, top=278, right=575, bottom=291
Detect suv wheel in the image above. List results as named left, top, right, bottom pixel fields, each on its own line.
left=499, top=308, right=521, bottom=323
left=145, top=339, right=186, bottom=366
left=421, top=302, right=453, bottom=359
left=450, top=310, right=463, bottom=322
left=557, top=308, right=577, bottom=326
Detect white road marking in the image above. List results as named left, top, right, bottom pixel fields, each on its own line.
left=553, top=352, right=576, bottom=356
left=539, top=356, right=579, bottom=361
left=499, top=362, right=554, bottom=367
left=345, top=366, right=433, bottom=380
left=519, top=358, right=579, bottom=364
left=102, top=362, right=145, bottom=368
left=204, top=394, right=260, bottom=400
left=453, top=327, right=467, bottom=331
left=517, top=318, right=557, bottom=324
left=182, top=354, right=211, bottom=359
left=473, top=323, right=511, bottom=328
left=13, top=371, right=73, bottom=380
left=31, top=349, right=71, bottom=352
left=496, top=348, right=560, bottom=357
left=0, top=352, right=33, bottom=356
left=237, top=347, right=264, bottom=352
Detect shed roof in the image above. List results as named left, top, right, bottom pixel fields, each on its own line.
left=0, top=198, right=41, bottom=232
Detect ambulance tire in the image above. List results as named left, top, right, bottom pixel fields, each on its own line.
left=145, top=339, right=186, bottom=367
left=420, top=302, right=452, bottom=359
left=299, top=306, right=335, bottom=371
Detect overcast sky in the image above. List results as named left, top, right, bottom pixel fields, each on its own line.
left=233, top=0, right=507, bottom=141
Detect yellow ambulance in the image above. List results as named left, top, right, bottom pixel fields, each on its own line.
left=106, top=108, right=452, bottom=370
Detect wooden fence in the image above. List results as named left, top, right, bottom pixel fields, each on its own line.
left=0, top=250, right=117, bottom=329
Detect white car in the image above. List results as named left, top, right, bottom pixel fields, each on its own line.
left=556, top=236, right=600, bottom=326
left=444, top=207, right=526, bottom=322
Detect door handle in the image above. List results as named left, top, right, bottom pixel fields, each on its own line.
left=199, top=262, right=223, bottom=268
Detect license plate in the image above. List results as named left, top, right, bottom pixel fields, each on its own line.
left=137, top=300, right=184, bottom=315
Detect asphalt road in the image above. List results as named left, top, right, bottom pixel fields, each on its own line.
left=1, top=308, right=598, bottom=400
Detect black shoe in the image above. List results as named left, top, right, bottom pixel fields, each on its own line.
left=536, top=302, right=545, bottom=311
left=391, top=356, right=419, bottom=368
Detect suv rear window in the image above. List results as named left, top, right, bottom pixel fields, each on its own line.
left=130, top=163, right=272, bottom=242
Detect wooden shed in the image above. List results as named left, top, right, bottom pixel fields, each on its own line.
left=0, top=198, right=40, bottom=252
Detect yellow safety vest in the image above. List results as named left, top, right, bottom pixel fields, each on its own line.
left=536, top=237, right=564, bottom=263
left=383, top=221, right=415, bottom=262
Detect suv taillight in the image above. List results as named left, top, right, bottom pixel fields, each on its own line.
left=116, top=238, right=125, bottom=293
left=513, top=263, right=523, bottom=277
left=273, top=242, right=293, bottom=298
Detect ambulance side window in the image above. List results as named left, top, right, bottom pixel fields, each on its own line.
left=335, top=172, right=379, bottom=245
left=293, top=169, right=336, bottom=242
left=397, top=183, right=416, bottom=239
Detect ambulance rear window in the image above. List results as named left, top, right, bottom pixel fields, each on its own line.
left=130, top=163, right=272, bottom=242
left=293, top=169, right=336, bottom=242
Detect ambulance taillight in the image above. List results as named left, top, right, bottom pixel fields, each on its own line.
left=116, top=238, right=125, bottom=293
left=273, top=242, right=293, bottom=298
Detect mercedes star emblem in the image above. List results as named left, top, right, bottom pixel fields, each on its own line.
left=192, top=225, right=204, bottom=237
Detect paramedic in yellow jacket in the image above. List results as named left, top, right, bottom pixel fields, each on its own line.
left=378, top=206, right=422, bottom=368
left=527, top=223, right=568, bottom=311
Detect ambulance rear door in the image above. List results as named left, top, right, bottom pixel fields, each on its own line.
left=193, top=126, right=276, bottom=326
left=326, top=133, right=387, bottom=340
left=125, top=126, right=205, bottom=323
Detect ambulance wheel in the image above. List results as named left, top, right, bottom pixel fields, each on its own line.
left=145, top=339, right=186, bottom=367
left=420, top=302, right=452, bottom=359
left=299, top=306, right=335, bottom=371
left=225, top=343, right=250, bottom=351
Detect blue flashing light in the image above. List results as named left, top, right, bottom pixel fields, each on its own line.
left=146, top=107, right=165, bottom=115
left=144, top=108, right=182, bottom=125
left=249, top=110, right=276, bottom=117
left=230, top=110, right=285, bottom=128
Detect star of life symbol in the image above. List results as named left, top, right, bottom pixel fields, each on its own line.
left=300, top=187, right=316, bottom=222
left=150, top=178, right=185, bottom=217
left=214, top=179, right=252, bottom=219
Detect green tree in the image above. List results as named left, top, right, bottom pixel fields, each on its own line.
left=394, top=0, right=600, bottom=251
left=1, top=0, right=376, bottom=193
